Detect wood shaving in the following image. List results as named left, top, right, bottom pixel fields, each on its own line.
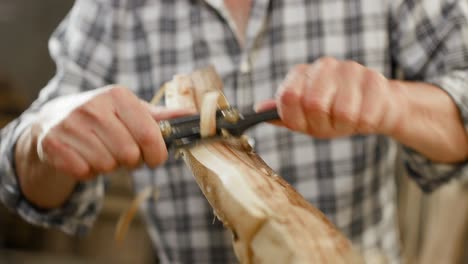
left=114, top=186, right=159, bottom=243
left=150, top=83, right=168, bottom=105
left=199, top=91, right=220, bottom=138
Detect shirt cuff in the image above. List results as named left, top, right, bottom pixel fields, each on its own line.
left=401, top=147, right=468, bottom=192
left=0, top=116, right=105, bottom=235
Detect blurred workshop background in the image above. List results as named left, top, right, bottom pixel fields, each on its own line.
left=0, top=1, right=467, bottom=264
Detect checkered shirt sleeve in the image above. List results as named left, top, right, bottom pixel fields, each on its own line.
left=390, top=0, right=468, bottom=191
left=0, top=0, right=115, bottom=235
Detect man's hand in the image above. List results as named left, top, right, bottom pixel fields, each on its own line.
left=15, top=86, right=194, bottom=208
left=257, top=57, right=407, bottom=139
left=35, top=86, right=193, bottom=180
left=257, top=57, right=468, bottom=163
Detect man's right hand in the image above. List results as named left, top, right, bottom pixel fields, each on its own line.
left=15, top=86, right=194, bottom=209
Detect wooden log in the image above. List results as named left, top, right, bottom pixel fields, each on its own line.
left=417, top=182, right=468, bottom=264
left=164, top=66, right=364, bottom=264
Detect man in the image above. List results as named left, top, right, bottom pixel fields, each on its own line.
left=1, top=0, right=468, bottom=263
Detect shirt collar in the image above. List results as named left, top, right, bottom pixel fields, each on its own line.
left=203, top=0, right=271, bottom=51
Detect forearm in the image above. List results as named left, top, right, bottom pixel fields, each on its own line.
left=15, top=125, right=77, bottom=209
left=391, top=81, right=468, bottom=163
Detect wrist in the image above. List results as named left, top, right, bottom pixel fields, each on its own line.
left=381, top=80, right=410, bottom=139
left=15, top=125, right=77, bottom=209
left=385, top=80, right=468, bottom=163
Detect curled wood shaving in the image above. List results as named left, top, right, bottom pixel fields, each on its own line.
left=150, top=83, right=168, bottom=105
left=200, top=91, right=220, bottom=138
left=115, top=82, right=168, bottom=244
left=115, top=74, right=220, bottom=244
left=165, top=75, right=197, bottom=110
left=114, top=186, right=160, bottom=243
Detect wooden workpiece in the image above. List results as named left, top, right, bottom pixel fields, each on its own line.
left=164, top=66, right=364, bottom=264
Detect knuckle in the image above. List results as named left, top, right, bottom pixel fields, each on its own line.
left=363, top=69, right=386, bottom=90
left=100, top=158, right=117, bottom=173
left=340, top=61, right=363, bottom=76
left=278, top=87, right=300, bottom=106
left=291, top=64, right=308, bottom=74
left=343, top=60, right=362, bottom=69
left=292, top=119, right=307, bottom=132
left=282, top=72, right=298, bottom=87
left=75, top=103, right=103, bottom=123
left=359, top=113, right=377, bottom=130
left=153, top=149, right=168, bottom=167
left=136, top=128, right=157, bottom=146
left=108, top=86, right=131, bottom=100
left=316, top=57, right=337, bottom=68
left=283, top=64, right=309, bottom=86
left=147, top=141, right=169, bottom=167
left=334, top=106, right=356, bottom=124
left=41, top=134, right=58, bottom=154
left=118, top=144, right=140, bottom=166
left=302, top=95, right=326, bottom=114
left=41, top=134, right=54, bottom=149
left=59, top=117, right=76, bottom=133
left=73, top=164, right=92, bottom=180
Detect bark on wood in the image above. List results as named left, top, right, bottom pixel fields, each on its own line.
left=164, top=66, right=364, bottom=264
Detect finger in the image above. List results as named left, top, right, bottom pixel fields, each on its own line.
left=56, top=119, right=117, bottom=174
left=254, top=99, right=277, bottom=112
left=145, top=104, right=197, bottom=121
left=276, top=65, right=308, bottom=132
left=41, top=133, right=92, bottom=180
left=302, top=59, right=338, bottom=137
left=110, top=88, right=168, bottom=167
left=330, top=62, right=363, bottom=135
left=265, top=120, right=286, bottom=127
left=253, top=99, right=286, bottom=127
left=73, top=105, right=140, bottom=168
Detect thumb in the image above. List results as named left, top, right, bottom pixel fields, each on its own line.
left=140, top=100, right=197, bottom=121
left=254, top=99, right=285, bottom=127
left=254, top=99, right=277, bottom=112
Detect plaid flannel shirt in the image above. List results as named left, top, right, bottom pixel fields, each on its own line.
left=1, top=0, right=468, bottom=263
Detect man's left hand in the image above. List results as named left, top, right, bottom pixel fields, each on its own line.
left=257, top=57, right=407, bottom=139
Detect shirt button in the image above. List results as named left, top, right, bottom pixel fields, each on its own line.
left=240, top=58, right=251, bottom=73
